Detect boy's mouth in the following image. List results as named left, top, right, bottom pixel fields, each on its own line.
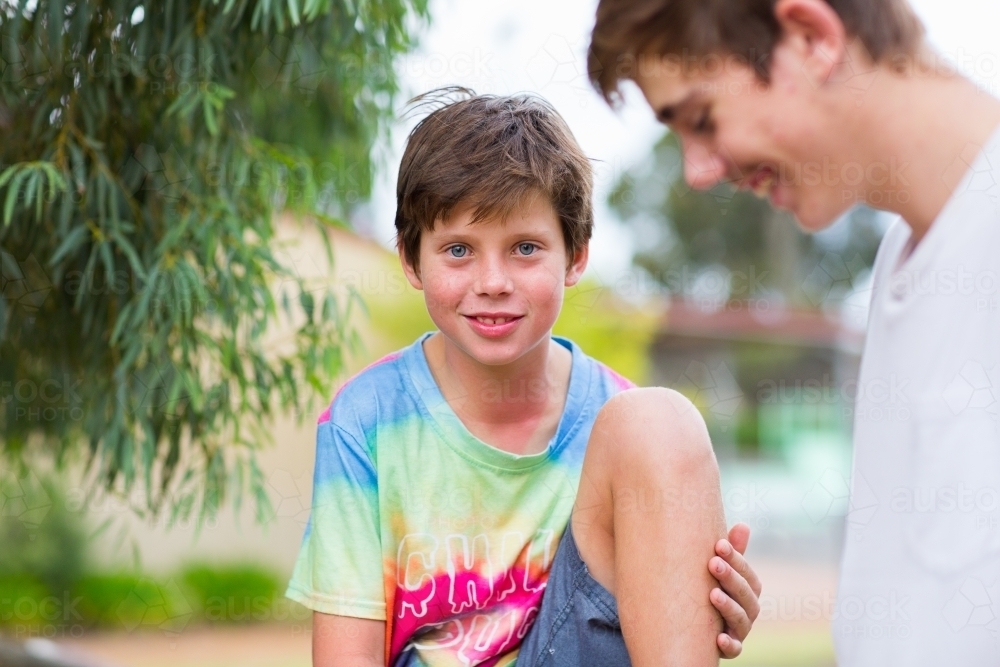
left=473, top=316, right=519, bottom=325
left=463, top=313, right=525, bottom=338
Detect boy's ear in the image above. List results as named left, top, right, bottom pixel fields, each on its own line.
left=398, top=243, right=424, bottom=290
left=565, top=243, right=589, bottom=288
left=772, top=0, right=847, bottom=87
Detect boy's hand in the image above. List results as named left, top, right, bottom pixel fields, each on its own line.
left=708, top=523, right=762, bottom=659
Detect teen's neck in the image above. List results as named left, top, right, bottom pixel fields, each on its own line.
left=848, top=65, right=1000, bottom=244
left=423, top=332, right=572, bottom=450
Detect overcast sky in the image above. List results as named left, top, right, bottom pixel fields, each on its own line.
left=359, top=0, right=1000, bottom=284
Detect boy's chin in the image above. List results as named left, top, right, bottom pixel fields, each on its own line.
left=445, top=328, right=548, bottom=367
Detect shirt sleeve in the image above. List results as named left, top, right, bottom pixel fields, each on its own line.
left=285, top=417, right=385, bottom=620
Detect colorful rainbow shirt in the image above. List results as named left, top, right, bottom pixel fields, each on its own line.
left=285, top=332, right=634, bottom=666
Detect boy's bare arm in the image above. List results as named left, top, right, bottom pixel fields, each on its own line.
left=313, top=612, right=385, bottom=667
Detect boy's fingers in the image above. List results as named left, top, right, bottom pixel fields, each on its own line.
left=710, top=557, right=760, bottom=623
left=711, top=587, right=752, bottom=642
left=715, top=540, right=763, bottom=598
left=726, top=523, right=751, bottom=554
left=717, top=633, right=743, bottom=660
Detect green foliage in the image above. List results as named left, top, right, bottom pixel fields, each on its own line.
left=609, top=132, right=884, bottom=305
left=553, top=280, right=658, bottom=385
left=180, top=562, right=281, bottom=623
left=0, top=471, right=89, bottom=597
left=0, top=575, right=49, bottom=625
left=2, top=563, right=296, bottom=631
left=0, top=0, right=428, bottom=522
left=72, top=573, right=161, bottom=629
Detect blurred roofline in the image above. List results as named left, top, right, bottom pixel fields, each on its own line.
left=659, top=297, right=865, bottom=355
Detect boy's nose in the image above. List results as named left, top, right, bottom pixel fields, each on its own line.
left=474, top=257, right=514, bottom=296
left=682, top=139, right=729, bottom=191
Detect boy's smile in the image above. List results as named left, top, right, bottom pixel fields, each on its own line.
left=401, top=192, right=588, bottom=368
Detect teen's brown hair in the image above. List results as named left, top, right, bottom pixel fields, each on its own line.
left=394, top=88, right=593, bottom=272
left=588, top=0, right=926, bottom=102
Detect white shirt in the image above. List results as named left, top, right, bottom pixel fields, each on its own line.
left=834, top=125, right=1000, bottom=665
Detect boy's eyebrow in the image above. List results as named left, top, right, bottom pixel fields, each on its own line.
left=432, top=226, right=557, bottom=243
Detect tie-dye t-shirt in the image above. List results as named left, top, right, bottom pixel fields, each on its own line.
left=285, top=331, right=634, bottom=667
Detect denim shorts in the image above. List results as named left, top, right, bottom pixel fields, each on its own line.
left=516, top=522, right=632, bottom=667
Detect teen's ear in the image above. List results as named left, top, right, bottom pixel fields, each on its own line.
left=398, top=242, right=424, bottom=291
left=565, top=243, right=589, bottom=288
left=772, top=0, right=847, bottom=87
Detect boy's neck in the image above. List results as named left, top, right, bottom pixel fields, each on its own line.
left=844, top=62, right=1000, bottom=243
left=422, top=332, right=572, bottom=453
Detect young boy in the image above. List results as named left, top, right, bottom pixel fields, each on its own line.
left=588, top=0, right=1000, bottom=664
left=285, top=91, right=763, bottom=666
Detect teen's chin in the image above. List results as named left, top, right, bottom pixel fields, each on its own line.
left=783, top=191, right=849, bottom=233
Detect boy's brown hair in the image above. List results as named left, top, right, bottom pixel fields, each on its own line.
left=394, top=88, right=593, bottom=272
left=589, top=0, right=926, bottom=102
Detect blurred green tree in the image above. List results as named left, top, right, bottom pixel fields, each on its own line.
left=609, top=132, right=885, bottom=307
left=0, top=0, right=427, bottom=524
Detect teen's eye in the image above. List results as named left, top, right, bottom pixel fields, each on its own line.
left=447, top=245, right=468, bottom=258
left=693, top=109, right=712, bottom=134
left=517, top=243, right=537, bottom=256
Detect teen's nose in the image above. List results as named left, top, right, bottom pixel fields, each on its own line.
left=473, top=254, right=514, bottom=296
left=681, top=138, right=728, bottom=190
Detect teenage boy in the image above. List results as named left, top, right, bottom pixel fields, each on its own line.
left=285, top=91, right=763, bottom=667
left=588, top=0, right=1000, bottom=664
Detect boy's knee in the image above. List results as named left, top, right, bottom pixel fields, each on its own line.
left=594, top=387, right=714, bottom=472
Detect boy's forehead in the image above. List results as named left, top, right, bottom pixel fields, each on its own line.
left=427, top=195, right=561, bottom=237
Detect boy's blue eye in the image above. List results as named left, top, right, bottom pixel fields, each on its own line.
left=518, top=243, right=536, bottom=255
left=448, top=245, right=467, bottom=258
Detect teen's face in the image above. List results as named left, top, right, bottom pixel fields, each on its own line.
left=402, top=194, right=588, bottom=367
left=634, top=45, right=847, bottom=231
